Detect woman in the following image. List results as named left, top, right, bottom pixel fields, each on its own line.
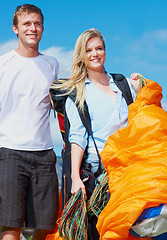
left=65, top=28, right=138, bottom=195
left=51, top=28, right=140, bottom=239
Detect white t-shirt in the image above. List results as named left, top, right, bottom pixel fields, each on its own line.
left=0, top=50, right=59, bottom=150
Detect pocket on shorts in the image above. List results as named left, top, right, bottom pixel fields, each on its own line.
left=48, top=149, right=57, bottom=164
left=0, top=147, right=6, bottom=161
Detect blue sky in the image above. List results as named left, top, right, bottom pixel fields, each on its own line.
left=0, top=0, right=167, bottom=156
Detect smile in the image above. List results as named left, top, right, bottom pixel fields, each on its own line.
left=26, top=34, right=38, bottom=37
left=91, top=59, right=100, bottom=62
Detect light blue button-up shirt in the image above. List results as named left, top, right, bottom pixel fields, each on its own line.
left=65, top=74, right=135, bottom=172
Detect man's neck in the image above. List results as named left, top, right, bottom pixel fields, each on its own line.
left=15, top=45, right=39, bottom=58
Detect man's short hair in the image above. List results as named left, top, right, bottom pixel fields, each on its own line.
left=13, top=4, right=44, bottom=26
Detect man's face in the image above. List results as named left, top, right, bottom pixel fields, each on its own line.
left=12, top=12, right=44, bottom=49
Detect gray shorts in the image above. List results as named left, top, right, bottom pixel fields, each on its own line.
left=0, top=147, right=59, bottom=229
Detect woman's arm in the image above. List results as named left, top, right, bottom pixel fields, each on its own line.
left=65, top=98, right=88, bottom=197
left=71, top=143, right=86, bottom=196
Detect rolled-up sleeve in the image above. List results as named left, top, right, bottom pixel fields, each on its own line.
left=65, top=97, right=88, bottom=150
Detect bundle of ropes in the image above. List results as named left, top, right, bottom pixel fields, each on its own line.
left=58, top=172, right=109, bottom=240
left=58, top=189, right=88, bottom=240
left=87, top=171, right=110, bottom=217
left=135, top=75, right=147, bottom=99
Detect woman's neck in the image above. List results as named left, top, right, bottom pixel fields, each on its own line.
left=88, top=70, right=109, bottom=86
left=88, top=70, right=116, bottom=102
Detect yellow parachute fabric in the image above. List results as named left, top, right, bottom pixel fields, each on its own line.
left=97, top=79, right=167, bottom=240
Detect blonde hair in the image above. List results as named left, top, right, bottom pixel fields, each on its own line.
left=56, top=28, right=105, bottom=111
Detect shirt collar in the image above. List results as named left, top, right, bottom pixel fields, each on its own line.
left=85, top=73, right=114, bottom=84
left=85, top=72, right=120, bottom=93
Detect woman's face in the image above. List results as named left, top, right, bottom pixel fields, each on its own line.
left=83, top=37, right=105, bottom=72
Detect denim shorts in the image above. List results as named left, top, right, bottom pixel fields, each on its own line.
left=0, top=147, right=59, bottom=229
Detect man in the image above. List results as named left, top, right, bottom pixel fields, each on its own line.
left=0, top=4, right=59, bottom=240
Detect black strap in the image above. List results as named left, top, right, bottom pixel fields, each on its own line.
left=78, top=101, right=103, bottom=177
left=69, top=92, right=103, bottom=178
left=110, top=73, right=133, bottom=106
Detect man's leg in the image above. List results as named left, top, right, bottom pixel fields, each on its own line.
left=0, top=149, right=29, bottom=239
left=26, top=150, right=59, bottom=232
left=0, top=227, right=21, bottom=240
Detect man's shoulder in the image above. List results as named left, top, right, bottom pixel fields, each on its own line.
left=0, top=50, right=16, bottom=65
left=39, top=53, right=59, bottom=67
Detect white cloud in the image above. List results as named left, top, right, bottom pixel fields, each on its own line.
left=162, top=99, right=167, bottom=111
left=0, top=39, right=74, bottom=78
left=41, top=46, right=74, bottom=155
left=50, top=111, right=63, bottom=157
left=127, top=29, right=167, bottom=60
left=41, top=46, right=73, bottom=78
left=111, top=30, right=167, bottom=100
left=41, top=47, right=73, bottom=155
left=0, top=39, right=18, bottom=55
left=152, top=30, right=167, bottom=43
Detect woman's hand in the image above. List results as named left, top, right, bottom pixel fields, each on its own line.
left=130, top=73, right=143, bottom=93
left=71, top=176, right=86, bottom=197
left=71, top=143, right=87, bottom=198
